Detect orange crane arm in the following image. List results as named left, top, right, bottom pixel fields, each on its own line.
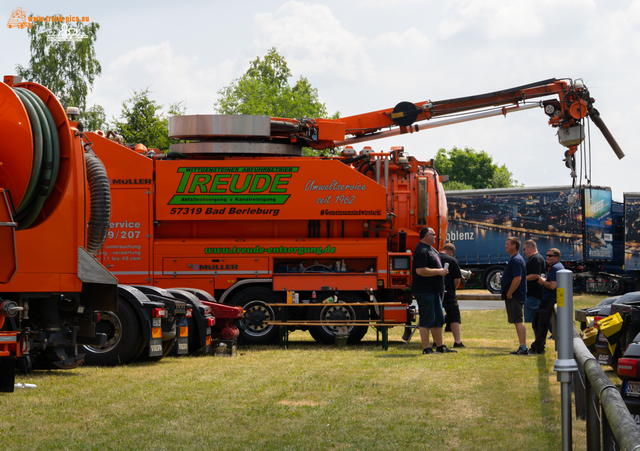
left=272, top=78, right=622, bottom=160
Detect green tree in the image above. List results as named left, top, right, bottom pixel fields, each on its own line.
left=215, top=48, right=339, bottom=156
left=442, top=180, right=474, bottom=191
left=16, top=17, right=101, bottom=113
left=434, top=146, right=521, bottom=190
left=82, top=104, right=107, bottom=132
left=112, top=88, right=185, bottom=151
left=214, top=48, right=337, bottom=119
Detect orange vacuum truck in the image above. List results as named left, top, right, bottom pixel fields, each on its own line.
left=0, top=76, right=119, bottom=391
left=89, top=78, right=623, bottom=346
left=0, top=77, right=238, bottom=392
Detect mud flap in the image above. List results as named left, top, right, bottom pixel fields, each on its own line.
left=176, top=318, right=189, bottom=355
left=148, top=337, right=163, bottom=357
left=0, top=357, right=16, bottom=393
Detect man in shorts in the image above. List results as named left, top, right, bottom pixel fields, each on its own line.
left=501, top=236, right=528, bottom=355
left=523, top=239, right=545, bottom=325
left=439, top=243, right=465, bottom=348
left=411, top=227, right=456, bottom=354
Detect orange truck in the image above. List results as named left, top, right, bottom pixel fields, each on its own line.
left=0, top=76, right=119, bottom=390
left=89, top=78, right=623, bottom=346
left=0, top=77, right=218, bottom=391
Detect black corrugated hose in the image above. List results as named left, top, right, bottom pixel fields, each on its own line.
left=85, top=151, right=111, bottom=255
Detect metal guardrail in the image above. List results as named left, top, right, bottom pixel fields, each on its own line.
left=573, top=324, right=640, bottom=451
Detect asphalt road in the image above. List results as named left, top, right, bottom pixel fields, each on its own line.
left=459, top=300, right=504, bottom=310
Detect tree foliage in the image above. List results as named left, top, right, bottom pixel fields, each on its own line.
left=15, top=17, right=101, bottom=113
left=82, top=104, right=107, bottom=132
left=112, top=88, right=185, bottom=151
left=214, top=48, right=337, bottom=120
left=434, top=146, right=522, bottom=190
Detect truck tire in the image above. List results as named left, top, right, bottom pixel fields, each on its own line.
left=308, top=293, right=369, bottom=344
left=606, top=278, right=625, bottom=296
left=230, top=287, right=281, bottom=345
left=81, top=298, right=144, bottom=366
left=483, top=266, right=504, bottom=294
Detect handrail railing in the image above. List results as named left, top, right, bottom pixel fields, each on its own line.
left=573, top=324, right=640, bottom=450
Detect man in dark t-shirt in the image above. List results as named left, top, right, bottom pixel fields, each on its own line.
left=439, top=243, right=464, bottom=348
left=501, top=236, right=528, bottom=355
left=523, top=239, right=545, bottom=325
left=411, top=227, right=456, bottom=354
left=530, top=248, right=565, bottom=354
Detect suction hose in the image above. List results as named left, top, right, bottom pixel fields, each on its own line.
left=12, top=87, right=60, bottom=230
left=85, top=151, right=111, bottom=255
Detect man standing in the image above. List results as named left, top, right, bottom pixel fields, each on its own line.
left=523, top=240, right=545, bottom=326
left=439, top=243, right=465, bottom=348
left=529, top=248, right=564, bottom=354
left=412, top=227, right=456, bottom=354
left=501, top=236, right=528, bottom=355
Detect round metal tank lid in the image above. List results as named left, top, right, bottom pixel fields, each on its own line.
left=168, top=115, right=272, bottom=139
left=170, top=142, right=304, bottom=156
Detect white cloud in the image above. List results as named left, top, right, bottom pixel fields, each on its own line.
left=439, top=0, right=594, bottom=40
left=252, top=2, right=375, bottom=83
left=86, top=41, right=230, bottom=119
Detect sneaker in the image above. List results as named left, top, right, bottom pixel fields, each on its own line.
left=510, top=348, right=529, bottom=355
left=528, top=348, right=545, bottom=355
left=453, top=342, right=466, bottom=348
left=436, top=345, right=457, bottom=353
left=422, top=348, right=435, bottom=355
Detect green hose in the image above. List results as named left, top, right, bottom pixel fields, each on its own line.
left=12, top=88, right=59, bottom=230
left=18, top=88, right=60, bottom=198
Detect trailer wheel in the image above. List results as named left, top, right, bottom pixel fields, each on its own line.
left=484, top=266, right=504, bottom=294
left=230, top=287, right=280, bottom=345
left=606, top=278, right=625, bottom=296
left=81, top=299, right=143, bottom=366
left=308, top=293, right=369, bottom=344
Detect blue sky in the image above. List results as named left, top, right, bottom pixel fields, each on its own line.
left=2, top=0, right=638, bottom=199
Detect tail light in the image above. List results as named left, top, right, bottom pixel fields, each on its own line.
left=618, top=358, right=639, bottom=378
left=207, top=317, right=216, bottom=327
left=93, top=312, right=101, bottom=323
left=152, top=308, right=166, bottom=318
left=185, top=309, right=193, bottom=318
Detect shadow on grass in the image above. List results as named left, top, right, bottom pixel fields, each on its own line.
left=535, top=352, right=557, bottom=449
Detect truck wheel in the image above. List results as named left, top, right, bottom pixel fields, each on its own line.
left=606, top=278, right=625, bottom=296
left=81, top=299, right=143, bottom=366
left=484, top=266, right=504, bottom=294
left=230, top=287, right=280, bottom=345
left=308, top=293, right=369, bottom=344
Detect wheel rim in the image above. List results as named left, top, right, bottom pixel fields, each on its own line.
left=488, top=272, right=502, bottom=293
left=607, top=279, right=621, bottom=295
left=242, top=301, right=275, bottom=338
left=84, top=311, right=122, bottom=354
left=318, top=304, right=356, bottom=336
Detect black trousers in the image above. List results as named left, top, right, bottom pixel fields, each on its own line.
left=531, top=304, right=554, bottom=351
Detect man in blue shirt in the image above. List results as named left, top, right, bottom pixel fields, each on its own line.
left=501, top=237, right=528, bottom=355
left=529, top=248, right=564, bottom=354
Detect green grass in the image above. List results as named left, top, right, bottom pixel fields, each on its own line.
left=0, top=294, right=613, bottom=450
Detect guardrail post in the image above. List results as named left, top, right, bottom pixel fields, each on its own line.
left=585, top=374, right=600, bottom=451
left=575, top=356, right=587, bottom=420
left=554, top=270, right=578, bottom=451
left=602, top=407, right=617, bottom=451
